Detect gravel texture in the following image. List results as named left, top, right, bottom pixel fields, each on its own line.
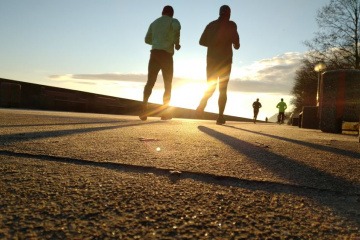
left=0, top=109, right=359, bottom=239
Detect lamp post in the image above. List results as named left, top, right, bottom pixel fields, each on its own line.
left=314, top=62, right=326, bottom=106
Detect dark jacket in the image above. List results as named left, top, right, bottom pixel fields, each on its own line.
left=199, top=17, right=240, bottom=63
left=253, top=101, right=262, bottom=110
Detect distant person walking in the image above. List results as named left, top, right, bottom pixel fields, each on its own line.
left=276, top=98, right=287, bottom=124
left=140, top=5, right=181, bottom=121
left=252, top=98, right=262, bottom=123
left=196, top=5, right=240, bottom=125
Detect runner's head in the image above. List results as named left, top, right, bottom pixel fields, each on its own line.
left=162, top=5, right=174, bottom=17
left=219, top=5, right=231, bottom=20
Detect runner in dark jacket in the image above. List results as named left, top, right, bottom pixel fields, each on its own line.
left=252, top=98, right=262, bottom=123
left=196, top=5, right=240, bottom=125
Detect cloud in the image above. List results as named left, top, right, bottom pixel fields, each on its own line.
left=48, top=52, right=304, bottom=95
left=228, top=80, right=291, bottom=94
left=49, top=73, right=147, bottom=82
left=230, top=52, right=303, bottom=94
left=48, top=72, right=199, bottom=88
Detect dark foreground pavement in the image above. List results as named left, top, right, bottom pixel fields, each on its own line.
left=0, top=108, right=359, bottom=239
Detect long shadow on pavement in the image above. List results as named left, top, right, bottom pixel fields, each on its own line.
left=197, top=125, right=360, bottom=225
left=0, top=121, right=161, bottom=145
left=198, top=126, right=359, bottom=193
left=1, top=121, right=359, bottom=226
left=224, top=125, right=360, bottom=160
left=0, top=120, right=123, bottom=128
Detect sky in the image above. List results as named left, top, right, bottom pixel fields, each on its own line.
left=0, top=0, right=330, bottom=120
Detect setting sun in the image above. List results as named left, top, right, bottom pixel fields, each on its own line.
left=170, top=81, right=206, bottom=110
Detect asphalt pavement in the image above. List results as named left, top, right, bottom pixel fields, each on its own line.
left=0, top=108, right=359, bottom=239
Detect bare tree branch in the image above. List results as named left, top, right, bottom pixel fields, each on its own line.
left=292, top=0, right=360, bottom=113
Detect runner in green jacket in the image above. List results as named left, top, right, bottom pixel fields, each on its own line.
left=276, top=98, right=287, bottom=124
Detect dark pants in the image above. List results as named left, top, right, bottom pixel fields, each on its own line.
left=198, top=59, right=232, bottom=116
left=143, top=49, right=173, bottom=107
left=278, top=112, right=285, bottom=123
left=253, top=109, right=259, bottom=119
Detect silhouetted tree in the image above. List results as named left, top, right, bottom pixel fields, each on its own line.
left=291, top=0, right=360, bottom=113
left=305, top=0, right=360, bottom=69
left=290, top=58, right=318, bottom=113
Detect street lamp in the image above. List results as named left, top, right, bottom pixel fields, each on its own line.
left=314, top=62, right=326, bottom=106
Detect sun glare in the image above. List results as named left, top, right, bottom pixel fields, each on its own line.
left=170, top=82, right=206, bottom=110
left=175, top=58, right=206, bottom=80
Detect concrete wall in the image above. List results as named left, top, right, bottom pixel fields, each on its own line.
left=0, top=78, right=252, bottom=122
